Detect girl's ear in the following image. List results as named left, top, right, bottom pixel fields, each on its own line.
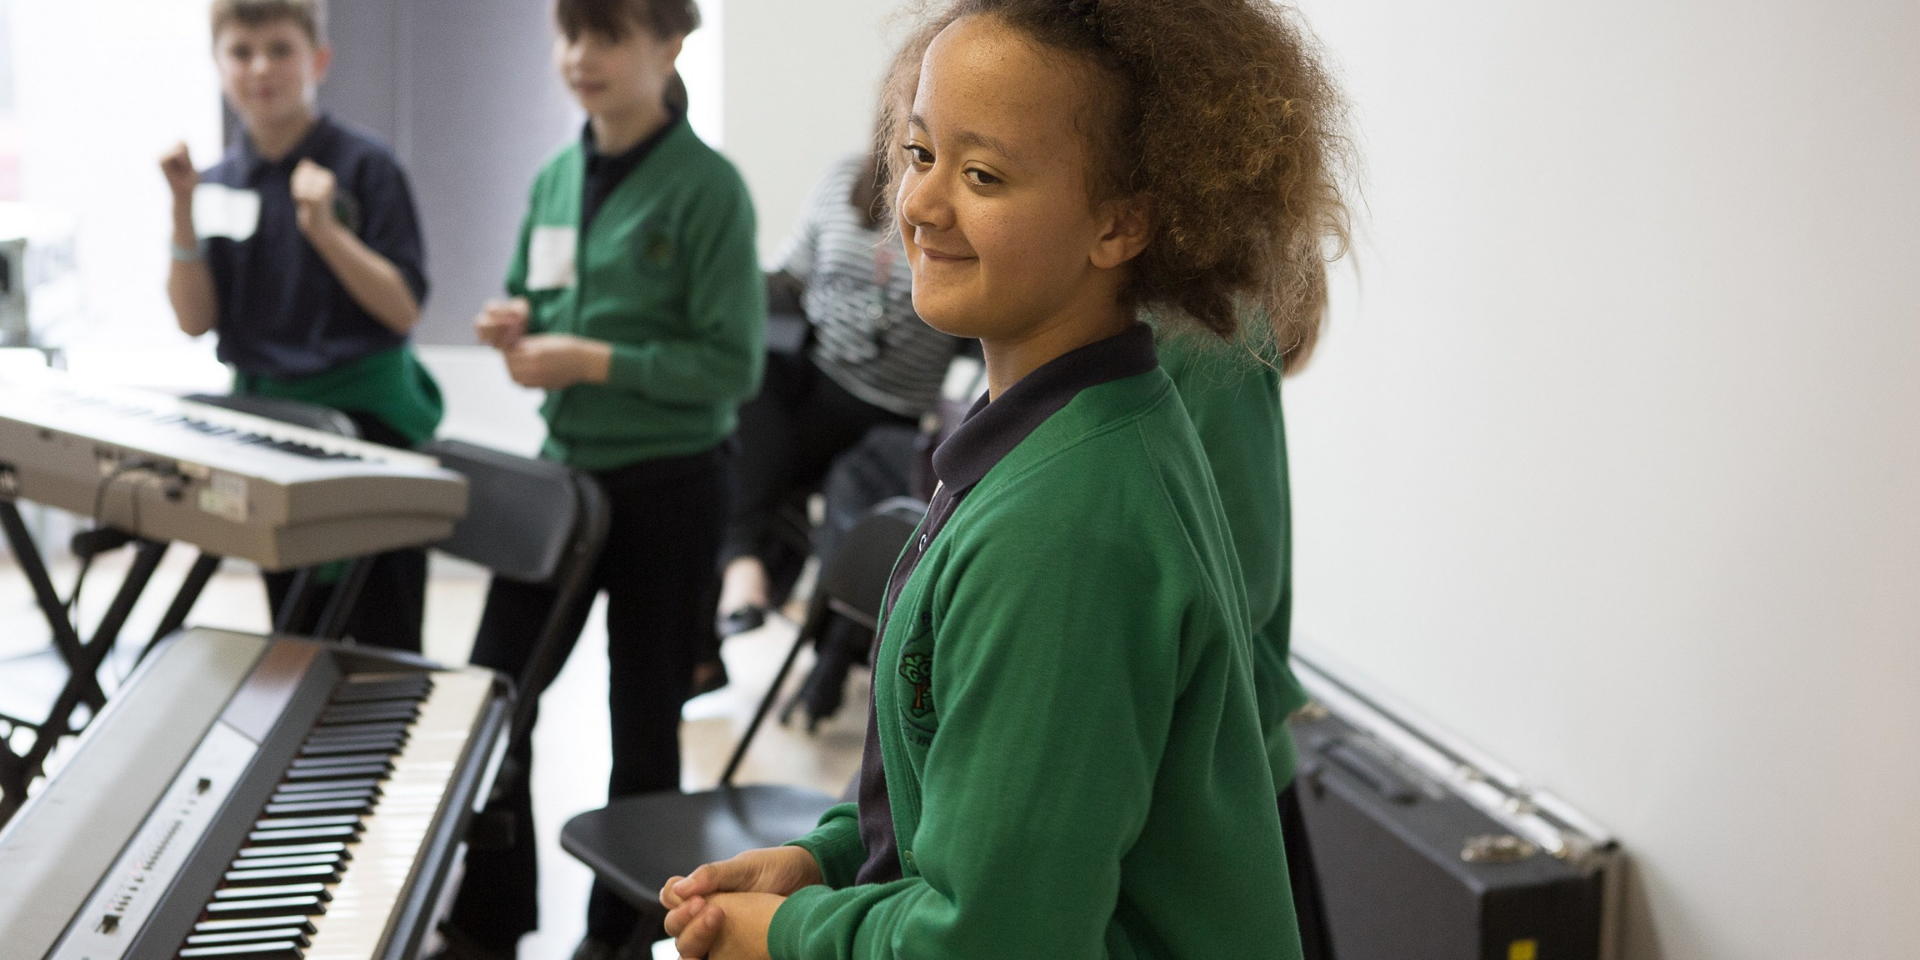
left=1089, top=195, right=1153, bottom=271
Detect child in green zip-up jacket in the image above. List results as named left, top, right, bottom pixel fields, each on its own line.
left=442, top=1, right=763, bottom=957
left=662, top=2, right=1352, bottom=958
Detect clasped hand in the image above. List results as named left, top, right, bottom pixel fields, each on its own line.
left=659, top=845, right=824, bottom=959
left=473, top=297, right=609, bottom=389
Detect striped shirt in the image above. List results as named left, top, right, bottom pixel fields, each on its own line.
left=776, top=155, right=959, bottom=418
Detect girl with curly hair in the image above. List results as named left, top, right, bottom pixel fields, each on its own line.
left=660, top=0, right=1350, bottom=956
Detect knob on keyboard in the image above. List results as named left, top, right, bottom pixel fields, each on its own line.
left=178, top=673, right=434, bottom=960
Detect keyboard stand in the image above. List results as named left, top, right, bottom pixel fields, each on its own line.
left=0, top=499, right=175, bottom=825
left=0, top=503, right=380, bottom=827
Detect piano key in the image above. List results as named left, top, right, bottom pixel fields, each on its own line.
left=269, top=787, right=379, bottom=803
left=238, top=842, right=348, bottom=858
left=204, top=896, right=327, bottom=918
left=263, top=798, right=373, bottom=816
left=186, top=929, right=313, bottom=947
left=254, top=815, right=363, bottom=830
left=227, top=852, right=347, bottom=869
left=330, top=680, right=432, bottom=703
left=284, top=764, right=390, bottom=780
left=290, top=754, right=394, bottom=771
left=317, top=704, right=418, bottom=725
left=303, top=723, right=409, bottom=742
left=246, top=825, right=362, bottom=843
left=212, top=883, right=332, bottom=901
left=299, top=738, right=404, bottom=757
left=178, top=939, right=305, bottom=959
left=271, top=779, right=382, bottom=795
left=224, top=864, right=343, bottom=885
left=194, top=917, right=319, bottom=934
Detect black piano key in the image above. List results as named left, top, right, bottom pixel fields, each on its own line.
left=237, top=842, right=348, bottom=859
left=246, top=825, right=361, bottom=843
left=185, top=929, right=312, bottom=947
left=317, top=704, right=418, bottom=725
left=269, top=787, right=377, bottom=804
left=303, top=722, right=409, bottom=742
left=194, top=917, right=318, bottom=935
left=227, top=852, right=346, bottom=870
left=263, top=798, right=373, bottom=816
left=330, top=679, right=432, bottom=703
left=283, top=764, right=390, bottom=780
left=212, top=883, right=331, bottom=901
left=289, top=753, right=394, bottom=771
left=271, top=778, right=382, bottom=795
left=254, top=815, right=362, bottom=831
left=203, top=896, right=327, bottom=918
left=223, top=864, right=343, bottom=885
left=299, top=738, right=403, bottom=756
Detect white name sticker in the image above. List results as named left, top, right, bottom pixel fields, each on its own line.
left=192, top=183, right=261, bottom=241
left=526, top=225, right=578, bottom=291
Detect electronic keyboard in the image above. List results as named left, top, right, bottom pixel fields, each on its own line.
left=0, top=628, right=510, bottom=960
left=0, top=367, right=466, bottom=570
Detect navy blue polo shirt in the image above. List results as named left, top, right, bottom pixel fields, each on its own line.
left=201, top=114, right=428, bottom=380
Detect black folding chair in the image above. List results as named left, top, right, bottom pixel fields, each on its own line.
left=558, top=498, right=926, bottom=930
left=417, top=439, right=610, bottom=799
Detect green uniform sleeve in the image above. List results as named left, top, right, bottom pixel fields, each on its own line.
left=784, top=803, right=867, bottom=890
left=768, top=508, right=1191, bottom=959
left=603, top=183, right=764, bottom=405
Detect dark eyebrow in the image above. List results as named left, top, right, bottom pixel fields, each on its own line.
left=908, top=112, right=1021, bottom=164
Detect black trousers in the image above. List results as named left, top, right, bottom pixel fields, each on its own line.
left=448, top=444, right=733, bottom=954
left=722, top=352, right=913, bottom=600
left=263, top=412, right=425, bottom=653
left=1280, top=783, right=1337, bottom=960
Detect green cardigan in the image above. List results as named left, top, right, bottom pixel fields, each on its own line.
left=1159, top=336, right=1310, bottom=792
left=773, top=368, right=1301, bottom=959
left=508, top=119, right=764, bottom=471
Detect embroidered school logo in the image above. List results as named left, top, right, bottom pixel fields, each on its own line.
left=898, top=652, right=933, bottom=718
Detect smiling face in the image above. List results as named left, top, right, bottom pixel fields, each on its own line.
left=554, top=23, right=682, bottom=122
left=896, top=15, right=1148, bottom=347
left=214, top=19, right=330, bottom=133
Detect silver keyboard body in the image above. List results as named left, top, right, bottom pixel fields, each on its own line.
left=0, top=367, right=466, bottom=570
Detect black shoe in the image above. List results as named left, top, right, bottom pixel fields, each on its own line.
left=688, top=657, right=731, bottom=700
left=428, top=924, right=516, bottom=960
left=717, top=604, right=766, bottom=637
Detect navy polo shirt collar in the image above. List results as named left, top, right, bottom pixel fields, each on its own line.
left=580, top=108, right=683, bottom=233
left=238, top=113, right=336, bottom=178
left=931, top=322, right=1159, bottom=492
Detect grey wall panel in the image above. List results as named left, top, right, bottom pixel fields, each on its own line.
left=319, top=0, right=575, bottom=345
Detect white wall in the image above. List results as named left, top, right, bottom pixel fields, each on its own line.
left=722, top=0, right=907, bottom=263
left=1284, top=2, right=1920, bottom=958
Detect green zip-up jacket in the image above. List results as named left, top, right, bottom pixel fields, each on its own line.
left=1159, top=336, right=1310, bottom=793
left=508, top=119, right=764, bottom=471
left=772, top=366, right=1300, bottom=959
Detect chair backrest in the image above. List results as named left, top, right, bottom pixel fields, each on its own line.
left=185, top=393, right=360, bottom=439
left=419, top=439, right=601, bottom=586
left=816, top=496, right=925, bottom=630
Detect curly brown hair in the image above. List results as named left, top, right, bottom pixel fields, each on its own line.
left=879, top=0, right=1352, bottom=371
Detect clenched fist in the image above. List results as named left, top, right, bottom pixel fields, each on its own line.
left=290, top=158, right=339, bottom=237
left=160, top=142, right=199, bottom=206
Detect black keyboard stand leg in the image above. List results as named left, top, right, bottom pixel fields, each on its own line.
left=0, top=500, right=99, bottom=704
left=275, top=567, right=322, bottom=635
left=313, top=556, right=376, bottom=642
left=135, top=551, right=223, bottom=667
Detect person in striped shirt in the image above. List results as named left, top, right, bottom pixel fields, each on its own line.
left=715, top=143, right=961, bottom=635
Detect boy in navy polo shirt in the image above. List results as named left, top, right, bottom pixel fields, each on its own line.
left=160, top=0, right=439, bottom=651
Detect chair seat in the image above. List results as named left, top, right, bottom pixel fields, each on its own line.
left=560, top=784, right=840, bottom=908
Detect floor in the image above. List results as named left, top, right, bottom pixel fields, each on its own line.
left=0, top=537, right=868, bottom=960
